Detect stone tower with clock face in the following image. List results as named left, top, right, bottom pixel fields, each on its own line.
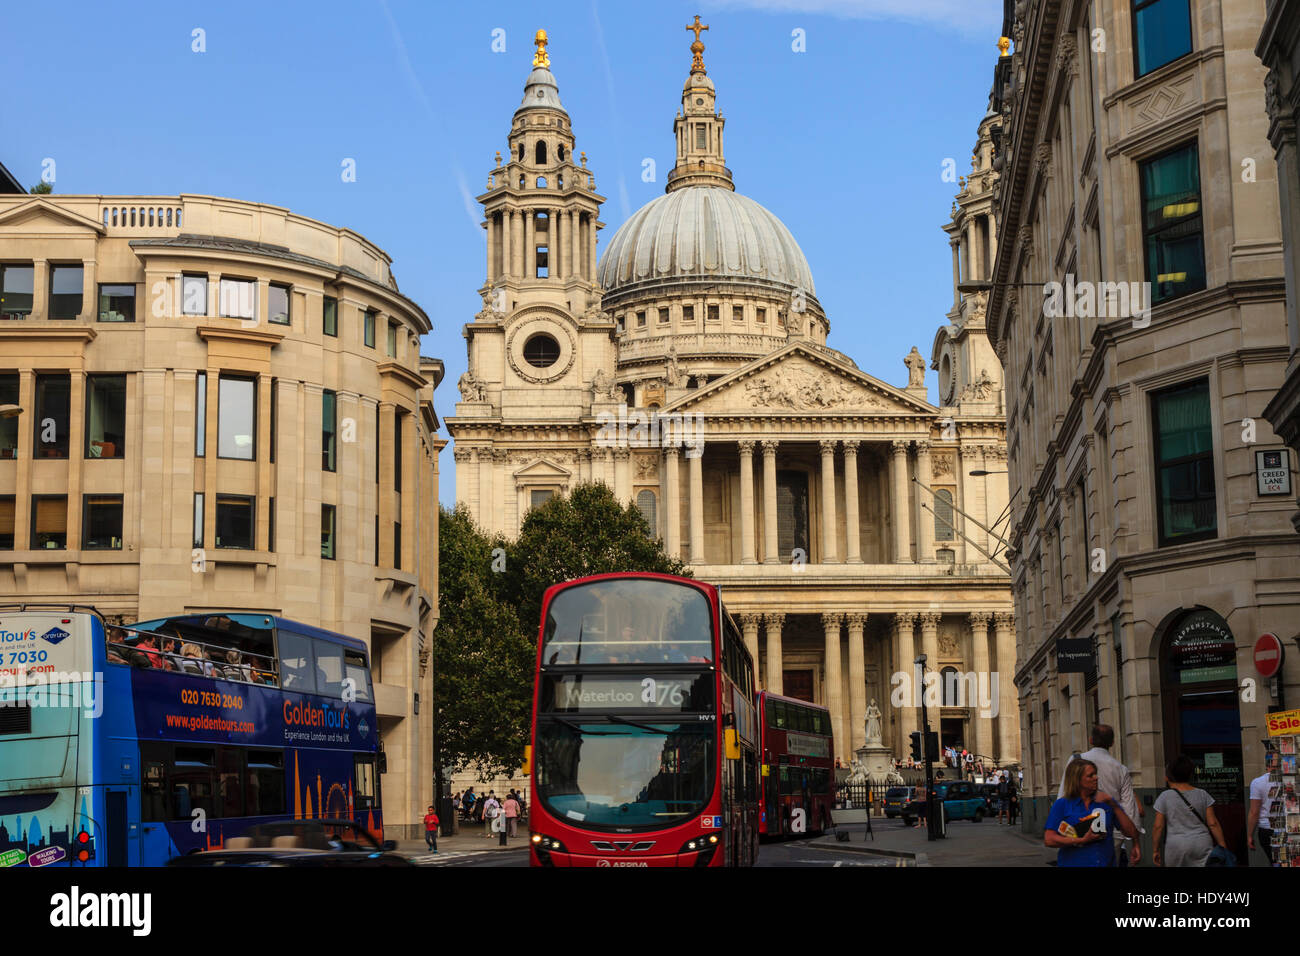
left=447, top=31, right=619, bottom=534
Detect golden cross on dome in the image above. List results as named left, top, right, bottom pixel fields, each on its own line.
left=533, top=29, right=550, bottom=68
left=686, top=15, right=708, bottom=72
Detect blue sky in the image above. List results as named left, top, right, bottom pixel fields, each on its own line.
left=5, top=0, right=1002, bottom=504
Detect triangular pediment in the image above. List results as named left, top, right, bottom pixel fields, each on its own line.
left=0, top=198, right=107, bottom=235
left=513, top=457, right=571, bottom=480
left=665, top=342, right=936, bottom=416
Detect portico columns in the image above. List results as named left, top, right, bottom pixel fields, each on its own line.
left=890, top=440, right=913, bottom=563
left=688, top=444, right=705, bottom=564
left=663, top=447, right=681, bottom=560
left=969, top=612, right=992, bottom=760
left=739, top=614, right=762, bottom=688
left=919, top=612, right=941, bottom=686
left=738, top=440, right=757, bottom=564
left=613, top=447, right=631, bottom=505
left=915, top=440, right=935, bottom=563
left=894, top=612, right=918, bottom=746
left=846, top=613, right=868, bottom=754
left=764, top=613, right=785, bottom=695
left=761, top=440, right=779, bottom=564
left=994, top=612, right=1017, bottom=765
left=842, top=440, right=862, bottom=563
left=822, top=613, right=846, bottom=762
left=819, top=440, right=839, bottom=563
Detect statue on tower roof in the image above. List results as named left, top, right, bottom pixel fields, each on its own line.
left=687, top=15, right=709, bottom=73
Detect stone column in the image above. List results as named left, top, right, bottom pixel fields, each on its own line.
left=894, top=612, right=918, bottom=745
left=846, top=613, right=868, bottom=754
left=822, top=613, right=846, bottom=762
left=764, top=612, right=785, bottom=695
left=511, top=209, right=523, bottom=277
left=613, top=447, right=631, bottom=505
left=453, top=446, right=472, bottom=511
left=919, top=612, right=941, bottom=690
left=819, top=439, right=839, bottom=563
left=663, top=446, right=681, bottom=560
left=890, top=440, right=913, bottom=563
left=551, top=209, right=563, bottom=279
left=476, top=447, right=493, bottom=535
left=994, top=612, right=1018, bottom=765
left=739, top=613, right=762, bottom=688
left=915, top=439, right=935, bottom=563
left=969, top=612, right=992, bottom=761
left=950, top=239, right=961, bottom=309
left=688, top=445, right=705, bottom=564
left=485, top=213, right=496, bottom=281
left=738, top=440, right=756, bottom=564
left=842, top=440, right=862, bottom=563
left=571, top=211, right=582, bottom=280
left=524, top=208, right=535, bottom=278
left=761, top=440, right=779, bottom=563
left=587, top=211, right=598, bottom=281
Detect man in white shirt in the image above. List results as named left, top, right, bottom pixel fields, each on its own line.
left=1057, top=725, right=1143, bottom=865
left=1247, top=771, right=1275, bottom=864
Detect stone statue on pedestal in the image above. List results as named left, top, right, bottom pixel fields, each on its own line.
left=904, top=346, right=926, bottom=387
left=865, top=698, right=882, bottom=746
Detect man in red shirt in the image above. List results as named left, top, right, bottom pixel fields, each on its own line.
left=424, top=805, right=439, bottom=853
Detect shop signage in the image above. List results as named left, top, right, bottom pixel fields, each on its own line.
left=1057, top=637, right=1095, bottom=673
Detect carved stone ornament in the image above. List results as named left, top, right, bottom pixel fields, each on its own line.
left=1265, top=70, right=1282, bottom=126
left=959, top=368, right=996, bottom=402
left=475, top=287, right=506, bottom=322
left=1033, top=142, right=1051, bottom=175
left=457, top=369, right=488, bottom=403
left=932, top=454, right=954, bottom=478
left=591, top=368, right=621, bottom=402
left=741, top=364, right=884, bottom=411
left=1055, top=34, right=1077, bottom=75
left=506, top=317, right=577, bottom=384
left=634, top=455, right=658, bottom=480
left=1017, top=225, right=1034, bottom=259
left=453, top=445, right=472, bottom=462
left=939, top=628, right=960, bottom=658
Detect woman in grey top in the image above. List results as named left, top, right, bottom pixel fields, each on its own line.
left=1152, top=754, right=1228, bottom=867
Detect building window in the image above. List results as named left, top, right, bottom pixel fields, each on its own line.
left=0, top=373, right=18, bottom=458
left=215, top=495, right=255, bottom=549
left=776, top=470, right=810, bottom=561
left=636, top=489, right=657, bottom=533
left=1133, top=0, right=1193, bottom=77
left=195, top=373, right=206, bottom=457
left=32, top=496, right=67, bottom=550
left=182, top=275, right=208, bottom=316
left=322, top=390, right=337, bottom=472
left=393, top=410, right=403, bottom=492
left=732, top=305, right=743, bottom=323
left=321, top=504, right=336, bottom=560
left=707, top=304, right=719, bottom=322
left=658, top=308, right=668, bottom=324
left=0, top=496, right=13, bottom=549
left=523, top=333, right=560, bottom=368
left=268, top=283, right=290, bottom=325
left=323, top=296, right=338, bottom=336
left=636, top=310, right=646, bottom=328
left=97, top=284, right=136, bottom=322
left=756, top=307, right=766, bottom=324
left=937, top=548, right=955, bottom=563
left=193, top=493, right=204, bottom=548
left=0, top=264, right=33, bottom=318
left=85, top=374, right=126, bottom=459
left=83, top=495, right=123, bottom=550
left=387, top=321, right=398, bottom=357
left=393, top=521, right=402, bottom=569
left=374, top=514, right=379, bottom=566
left=1141, top=142, right=1205, bottom=304
left=1152, top=378, right=1216, bottom=545
left=682, top=305, right=694, bottom=323
left=934, top=489, right=955, bottom=541
left=536, top=244, right=549, bottom=278
left=695, top=124, right=707, bottom=150
left=49, top=265, right=83, bottom=319
left=940, top=666, right=961, bottom=705
left=267, top=496, right=275, bottom=552
left=219, top=279, right=255, bottom=320
left=269, top=377, right=276, bottom=464
left=363, top=310, right=376, bottom=348
left=34, top=373, right=70, bottom=458
left=217, top=375, right=256, bottom=460
left=616, top=313, right=625, bottom=333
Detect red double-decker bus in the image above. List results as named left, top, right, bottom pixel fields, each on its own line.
left=757, top=691, right=836, bottom=839
left=528, top=573, right=759, bottom=867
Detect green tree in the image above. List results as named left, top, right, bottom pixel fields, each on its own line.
left=434, top=505, right=530, bottom=781
left=28, top=182, right=52, bottom=194
left=503, top=482, right=688, bottom=647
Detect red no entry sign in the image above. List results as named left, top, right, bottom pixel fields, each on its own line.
left=1254, top=633, right=1284, bottom=678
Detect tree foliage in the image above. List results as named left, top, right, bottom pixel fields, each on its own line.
left=28, top=182, right=52, bottom=194
left=433, top=484, right=687, bottom=781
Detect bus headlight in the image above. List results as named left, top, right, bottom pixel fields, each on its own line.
left=533, top=834, right=565, bottom=852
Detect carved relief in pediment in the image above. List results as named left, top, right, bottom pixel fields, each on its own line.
left=741, top=363, right=887, bottom=411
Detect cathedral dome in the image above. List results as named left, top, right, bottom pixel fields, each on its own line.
left=597, top=186, right=816, bottom=299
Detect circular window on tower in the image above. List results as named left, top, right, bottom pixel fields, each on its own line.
left=523, top=333, right=561, bottom=368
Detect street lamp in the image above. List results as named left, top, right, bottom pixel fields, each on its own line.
left=0, top=404, right=22, bottom=418
left=915, top=653, right=938, bottom=842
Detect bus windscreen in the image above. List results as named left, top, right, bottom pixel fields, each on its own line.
left=541, top=578, right=713, bottom=666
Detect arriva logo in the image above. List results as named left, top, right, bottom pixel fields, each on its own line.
left=0, top=629, right=36, bottom=643
left=41, top=627, right=71, bottom=646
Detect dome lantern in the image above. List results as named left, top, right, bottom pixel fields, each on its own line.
left=667, top=16, right=733, bottom=193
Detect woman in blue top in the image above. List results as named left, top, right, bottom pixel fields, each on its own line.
left=1044, top=758, right=1139, bottom=866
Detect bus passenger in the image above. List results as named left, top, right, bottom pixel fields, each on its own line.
left=224, top=649, right=251, bottom=683
left=135, top=633, right=165, bottom=669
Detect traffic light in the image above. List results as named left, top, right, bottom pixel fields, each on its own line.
left=909, top=731, right=923, bottom=762
left=925, top=731, right=940, bottom=763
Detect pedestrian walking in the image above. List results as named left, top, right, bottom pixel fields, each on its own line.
left=997, top=772, right=1014, bottom=824
left=482, top=791, right=500, bottom=837
left=1056, top=725, right=1143, bottom=866
left=1247, top=769, right=1276, bottom=865
left=1152, top=755, right=1230, bottom=867
left=504, top=792, right=521, bottom=839
left=462, top=787, right=476, bottom=821
left=423, top=805, right=440, bottom=853
left=1044, top=757, right=1138, bottom=867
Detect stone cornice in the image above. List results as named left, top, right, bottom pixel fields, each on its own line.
left=196, top=325, right=285, bottom=348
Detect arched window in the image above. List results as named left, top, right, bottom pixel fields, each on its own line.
left=536, top=176, right=547, bottom=188
left=557, top=144, right=566, bottom=162
left=518, top=143, right=524, bottom=162
left=941, top=666, right=962, bottom=706
left=535, top=141, right=547, bottom=164
left=937, top=548, right=955, bottom=564
left=934, top=489, right=955, bottom=541
left=636, top=490, right=657, bottom=534
left=619, top=383, right=635, bottom=406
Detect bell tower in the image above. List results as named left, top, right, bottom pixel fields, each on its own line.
left=667, top=16, right=734, bottom=193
